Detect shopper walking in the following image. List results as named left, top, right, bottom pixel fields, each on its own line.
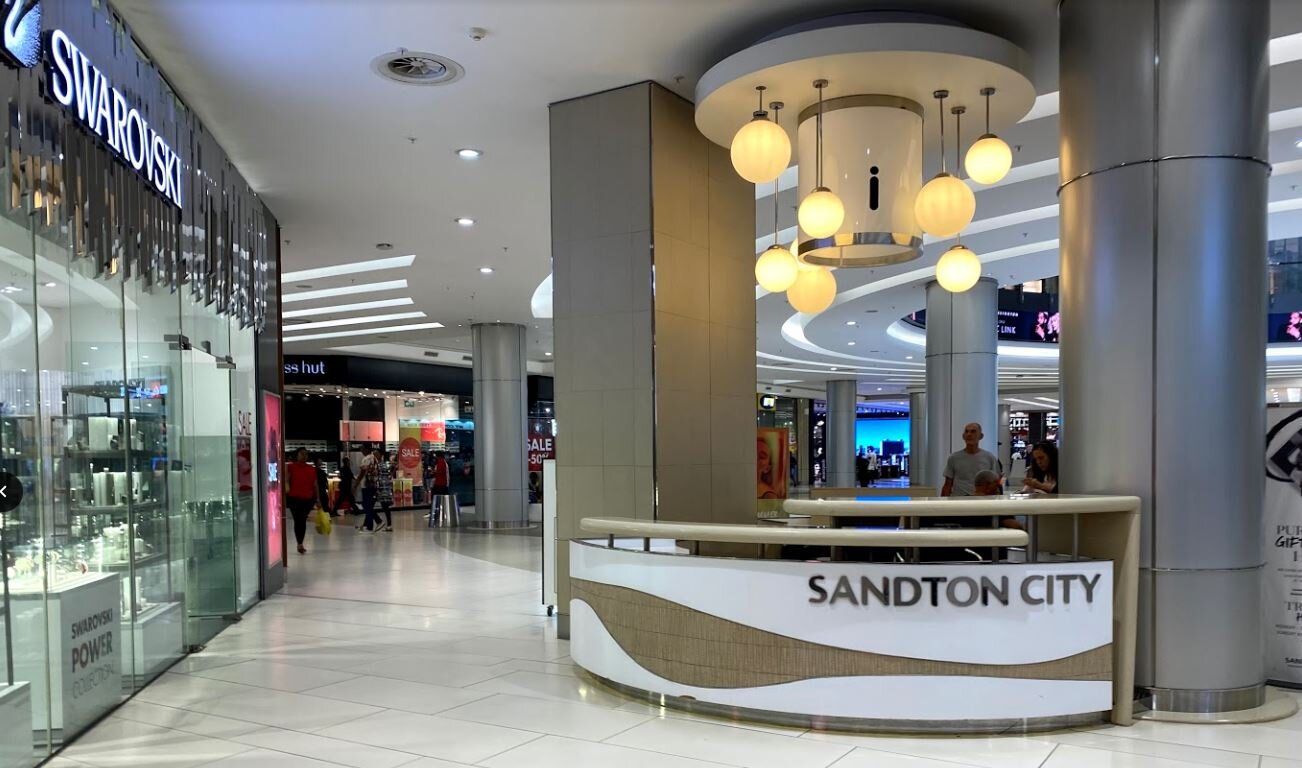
left=357, top=447, right=380, bottom=531
left=376, top=450, right=395, bottom=532
left=941, top=422, right=999, bottom=497
left=285, top=448, right=319, bottom=554
left=336, top=457, right=354, bottom=515
left=431, top=451, right=451, bottom=496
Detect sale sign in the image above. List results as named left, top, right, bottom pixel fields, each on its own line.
left=399, top=437, right=423, bottom=471
left=421, top=420, right=447, bottom=443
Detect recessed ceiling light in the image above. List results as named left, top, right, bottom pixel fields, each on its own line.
left=283, top=279, right=408, bottom=304
left=1295, top=138, right=1302, bottom=149
left=457, top=148, right=483, bottom=159
left=282, top=254, right=415, bottom=283
left=846, top=320, right=857, bottom=326
left=284, top=311, right=427, bottom=332
left=545, top=351, right=553, bottom=356
left=80, top=361, right=88, bottom=366
left=43, top=281, right=56, bottom=288
left=456, top=217, right=475, bottom=226
left=847, top=341, right=856, bottom=346
left=89, top=346, right=98, bottom=350
left=877, top=387, right=883, bottom=391
left=905, top=355, right=914, bottom=360
left=479, top=267, right=494, bottom=274
left=829, top=367, right=839, bottom=371
left=283, top=297, right=415, bottom=318
left=376, top=243, right=393, bottom=250
left=284, top=321, right=445, bottom=343
left=141, top=356, right=149, bottom=360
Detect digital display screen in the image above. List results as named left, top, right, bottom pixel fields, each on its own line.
left=263, top=391, right=283, bottom=568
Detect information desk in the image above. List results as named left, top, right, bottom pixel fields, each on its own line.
left=570, top=495, right=1140, bottom=733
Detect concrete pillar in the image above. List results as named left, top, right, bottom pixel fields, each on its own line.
left=471, top=323, right=528, bottom=528
left=909, top=392, right=926, bottom=486
left=550, top=81, right=756, bottom=636
left=1059, top=0, right=1268, bottom=711
left=925, top=278, right=998, bottom=487
left=826, top=380, right=858, bottom=487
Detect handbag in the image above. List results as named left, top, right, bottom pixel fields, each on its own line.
left=314, top=506, right=333, bottom=535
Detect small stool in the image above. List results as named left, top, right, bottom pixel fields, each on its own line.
left=429, top=494, right=461, bottom=527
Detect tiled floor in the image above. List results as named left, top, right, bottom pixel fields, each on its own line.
left=53, top=510, right=1302, bottom=768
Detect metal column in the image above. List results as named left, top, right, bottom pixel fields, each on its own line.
left=471, top=323, right=529, bottom=528
left=909, top=392, right=927, bottom=486
left=925, top=278, right=998, bottom=488
left=826, top=380, right=857, bottom=487
left=1059, top=0, right=1268, bottom=712
left=998, top=403, right=1011, bottom=480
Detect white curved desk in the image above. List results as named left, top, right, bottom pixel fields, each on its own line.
left=568, top=495, right=1140, bottom=733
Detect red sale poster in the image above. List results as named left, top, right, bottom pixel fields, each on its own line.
left=263, top=392, right=283, bottom=568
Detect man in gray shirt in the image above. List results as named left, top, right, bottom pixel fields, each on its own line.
left=941, top=422, right=1000, bottom=496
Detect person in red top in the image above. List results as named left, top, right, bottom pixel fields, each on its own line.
left=285, top=447, right=319, bottom=554
left=431, top=451, right=451, bottom=496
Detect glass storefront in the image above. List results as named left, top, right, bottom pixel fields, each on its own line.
left=0, top=3, right=278, bottom=763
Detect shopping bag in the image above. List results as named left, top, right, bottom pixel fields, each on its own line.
left=314, top=507, right=333, bottom=535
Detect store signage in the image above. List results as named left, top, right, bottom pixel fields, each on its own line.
left=758, top=394, right=778, bottom=410
left=46, top=29, right=184, bottom=208
left=528, top=434, right=555, bottom=472
left=1, top=0, right=41, bottom=68
left=263, top=392, right=283, bottom=568
left=283, top=359, right=327, bottom=376
left=398, top=437, right=422, bottom=470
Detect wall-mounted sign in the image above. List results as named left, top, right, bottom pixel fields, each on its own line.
left=1, top=0, right=41, bottom=68
left=46, top=29, right=184, bottom=208
left=283, top=359, right=327, bottom=377
left=1265, top=405, right=1302, bottom=686
left=758, top=394, right=778, bottom=411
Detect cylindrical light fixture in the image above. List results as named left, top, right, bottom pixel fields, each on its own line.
left=797, top=80, right=844, bottom=239
left=965, top=87, right=1013, bottom=185
left=787, top=262, right=837, bottom=314
left=731, top=85, right=791, bottom=184
left=754, top=103, right=799, bottom=292
left=935, top=243, right=981, bottom=292
left=914, top=90, right=976, bottom=238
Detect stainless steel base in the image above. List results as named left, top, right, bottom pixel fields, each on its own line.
left=583, top=672, right=1107, bottom=734
left=1141, top=684, right=1266, bottom=714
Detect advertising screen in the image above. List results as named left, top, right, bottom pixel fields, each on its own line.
left=263, top=391, right=283, bottom=568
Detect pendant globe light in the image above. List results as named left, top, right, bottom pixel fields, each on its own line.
left=797, top=80, right=844, bottom=240
left=730, top=85, right=791, bottom=184
left=754, top=103, right=800, bottom=292
left=787, top=261, right=837, bottom=314
left=965, top=87, right=1013, bottom=185
left=935, top=243, right=981, bottom=292
left=914, top=90, right=975, bottom=238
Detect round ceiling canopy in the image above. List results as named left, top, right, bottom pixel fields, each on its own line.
left=694, top=15, right=1036, bottom=155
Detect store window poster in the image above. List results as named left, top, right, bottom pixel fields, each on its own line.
left=263, top=392, right=283, bottom=568
left=757, top=428, right=789, bottom=518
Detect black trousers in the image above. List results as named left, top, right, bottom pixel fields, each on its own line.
left=288, top=497, right=314, bottom=545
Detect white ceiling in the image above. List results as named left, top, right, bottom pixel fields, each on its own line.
left=111, top=0, right=1302, bottom=391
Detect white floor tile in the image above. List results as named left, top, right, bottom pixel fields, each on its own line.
left=315, top=710, right=539, bottom=764
left=133, top=674, right=261, bottom=710
left=351, top=655, right=514, bottom=687
left=480, top=735, right=734, bottom=768
left=613, top=701, right=808, bottom=737
left=441, top=636, right=570, bottom=662
left=304, top=675, right=495, bottom=715
left=827, top=748, right=986, bottom=768
left=466, top=670, right=631, bottom=709
left=165, top=654, right=252, bottom=675
left=800, top=731, right=1055, bottom=768
left=608, top=717, right=853, bottom=768
left=232, top=726, right=419, bottom=768
left=200, top=748, right=344, bottom=768
left=62, top=719, right=251, bottom=768
left=190, top=659, right=360, bottom=692
left=396, top=760, right=476, bottom=768
left=1092, top=719, right=1302, bottom=760
left=495, top=658, right=579, bottom=677
left=187, top=687, right=383, bottom=732
left=1262, top=758, right=1302, bottom=768
left=1043, top=743, right=1222, bottom=767
left=1043, top=729, right=1258, bottom=768
left=440, top=693, right=651, bottom=740
left=111, top=700, right=266, bottom=739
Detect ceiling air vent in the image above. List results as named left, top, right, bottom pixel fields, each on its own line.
left=371, top=49, right=464, bottom=86
left=424, top=351, right=440, bottom=358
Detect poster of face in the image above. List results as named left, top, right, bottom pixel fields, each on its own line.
left=263, top=392, right=283, bottom=568
left=757, top=428, right=790, bottom=518
left=1264, top=405, right=1302, bottom=685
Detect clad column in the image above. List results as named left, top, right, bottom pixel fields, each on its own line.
left=471, top=323, right=529, bottom=528
left=909, top=392, right=926, bottom=486
left=826, top=380, right=858, bottom=488
left=925, top=278, right=997, bottom=489
left=1059, top=0, right=1268, bottom=711
left=997, top=403, right=1011, bottom=480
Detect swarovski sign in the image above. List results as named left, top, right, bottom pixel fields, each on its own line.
left=46, top=29, right=184, bottom=208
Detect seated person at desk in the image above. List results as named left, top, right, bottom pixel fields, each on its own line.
left=1020, top=440, right=1059, bottom=495
left=941, top=422, right=1000, bottom=496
